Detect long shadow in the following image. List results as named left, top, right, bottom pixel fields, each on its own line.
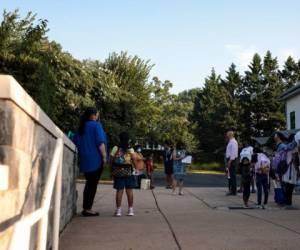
left=153, top=171, right=240, bottom=188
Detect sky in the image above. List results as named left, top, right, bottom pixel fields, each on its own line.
left=1, top=0, right=300, bottom=93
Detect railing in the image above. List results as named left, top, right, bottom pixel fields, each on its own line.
left=9, top=138, right=64, bottom=250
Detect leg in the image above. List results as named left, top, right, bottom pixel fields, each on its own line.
left=256, top=175, right=262, bottom=205
left=178, top=179, right=184, bottom=194
left=243, top=180, right=251, bottom=205
left=251, top=175, right=256, bottom=193
left=262, top=175, right=269, bottom=205
left=83, top=169, right=102, bottom=210
left=116, top=189, right=124, bottom=208
left=172, top=177, right=177, bottom=192
left=285, top=183, right=294, bottom=206
left=229, top=161, right=237, bottom=194
left=126, top=189, right=134, bottom=208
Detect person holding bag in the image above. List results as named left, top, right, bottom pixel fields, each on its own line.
left=110, top=132, right=136, bottom=217
left=282, top=150, right=300, bottom=208
left=132, top=145, right=146, bottom=189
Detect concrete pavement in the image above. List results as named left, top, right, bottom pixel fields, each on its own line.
left=59, top=181, right=300, bottom=250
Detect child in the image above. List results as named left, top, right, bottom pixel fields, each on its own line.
left=240, top=157, right=252, bottom=207
left=133, top=145, right=146, bottom=189
left=145, top=154, right=155, bottom=189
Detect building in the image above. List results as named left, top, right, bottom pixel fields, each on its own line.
left=280, top=82, right=300, bottom=130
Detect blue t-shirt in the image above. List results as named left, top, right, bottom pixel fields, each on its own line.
left=73, top=121, right=106, bottom=173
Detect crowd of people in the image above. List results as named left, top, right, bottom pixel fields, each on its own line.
left=225, top=129, right=300, bottom=209
left=73, top=107, right=189, bottom=217
left=72, top=107, right=300, bottom=217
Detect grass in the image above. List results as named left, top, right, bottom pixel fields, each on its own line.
left=155, top=162, right=224, bottom=174
left=77, top=165, right=112, bottom=181
left=77, top=162, right=224, bottom=181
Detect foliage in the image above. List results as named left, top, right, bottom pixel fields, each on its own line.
left=1, top=10, right=300, bottom=158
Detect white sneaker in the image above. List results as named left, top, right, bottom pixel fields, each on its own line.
left=179, top=191, right=184, bottom=195
left=115, top=208, right=122, bottom=217
left=127, top=207, right=134, bottom=216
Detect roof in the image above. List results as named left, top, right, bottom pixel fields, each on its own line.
left=280, top=82, right=300, bottom=101
left=251, top=136, right=269, bottom=146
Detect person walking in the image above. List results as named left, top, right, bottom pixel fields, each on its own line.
left=73, top=107, right=107, bottom=216
left=110, top=132, right=136, bottom=217
left=172, top=142, right=187, bottom=195
left=225, top=129, right=239, bottom=196
left=163, top=141, right=173, bottom=189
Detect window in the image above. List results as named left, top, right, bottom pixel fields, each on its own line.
left=290, top=111, right=296, bottom=130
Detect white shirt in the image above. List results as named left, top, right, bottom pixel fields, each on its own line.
left=240, top=146, right=253, bottom=162
left=226, top=138, right=238, bottom=160
left=282, top=150, right=299, bottom=185
left=295, top=131, right=300, bottom=146
left=254, top=153, right=270, bottom=174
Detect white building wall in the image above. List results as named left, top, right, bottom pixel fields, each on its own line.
left=286, top=94, right=300, bottom=129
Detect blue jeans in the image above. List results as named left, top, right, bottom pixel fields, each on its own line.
left=256, top=173, right=269, bottom=205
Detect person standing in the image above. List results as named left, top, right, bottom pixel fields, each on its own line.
left=225, top=129, right=239, bottom=196
left=73, top=107, right=107, bottom=216
left=172, top=142, right=187, bottom=195
left=282, top=150, right=300, bottom=208
left=132, top=145, right=146, bottom=189
left=146, top=153, right=155, bottom=189
left=163, top=141, right=173, bottom=189
left=252, top=151, right=270, bottom=209
left=110, top=132, right=136, bottom=217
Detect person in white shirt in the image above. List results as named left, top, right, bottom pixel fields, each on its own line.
left=252, top=151, right=270, bottom=209
left=282, top=149, right=300, bottom=208
left=239, top=144, right=254, bottom=193
left=225, top=129, right=239, bottom=195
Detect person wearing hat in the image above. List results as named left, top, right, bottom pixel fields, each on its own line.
left=225, top=129, right=239, bottom=195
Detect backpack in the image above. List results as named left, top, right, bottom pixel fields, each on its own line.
left=114, top=148, right=132, bottom=165
left=272, top=150, right=288, bottom=177
left=112, top=147, right=133, bottom=178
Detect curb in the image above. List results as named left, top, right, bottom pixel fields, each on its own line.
left=76, top=179, right=113, bottom=185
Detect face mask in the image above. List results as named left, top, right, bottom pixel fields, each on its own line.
left=137, top=148, right=142, bottom=153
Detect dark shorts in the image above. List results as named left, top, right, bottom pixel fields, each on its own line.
left=113, top=177, right=136, bottom=190
left=164, top=165, right=173, bottom=175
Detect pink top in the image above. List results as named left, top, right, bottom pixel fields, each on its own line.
left=226, top=138, right=238, bottom=160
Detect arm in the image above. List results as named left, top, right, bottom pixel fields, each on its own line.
left=95, top=123, right=107, bottom=164
left=99, top=143, right=107, bottom=164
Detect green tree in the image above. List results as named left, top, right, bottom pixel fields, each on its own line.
left=281, top=56, right=300, bottom=89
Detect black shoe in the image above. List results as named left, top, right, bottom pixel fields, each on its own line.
left=226, top=192, right=236, bottom=196
left=81, top=210, right=100, bottom=217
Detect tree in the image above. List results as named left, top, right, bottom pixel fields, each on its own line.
left=281, top=56, right=300, bottom=89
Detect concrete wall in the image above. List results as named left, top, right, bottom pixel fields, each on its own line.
left=286, top=94, right=300, bottom=130
left=0, top=75, right=78, bottom=249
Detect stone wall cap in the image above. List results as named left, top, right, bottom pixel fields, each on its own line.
left=0, top=75, right=75, bottom=151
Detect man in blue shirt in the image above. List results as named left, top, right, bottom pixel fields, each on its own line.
left=73, top=107, right=107, bottom=216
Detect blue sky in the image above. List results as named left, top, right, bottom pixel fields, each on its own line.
left=1, top=0, right=300, bottom=93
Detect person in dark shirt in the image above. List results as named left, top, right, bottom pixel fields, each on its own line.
left=163, top=141, right=173, bottom=189
left=73, top=107, right=107, bottom=216
left=240, top=157, right=252, bottom=207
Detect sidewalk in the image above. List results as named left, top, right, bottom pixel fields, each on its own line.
left=59, top=184, right=300, bottom=250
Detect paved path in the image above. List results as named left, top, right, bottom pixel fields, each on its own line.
left=60, top=174, right=300, bottom=250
